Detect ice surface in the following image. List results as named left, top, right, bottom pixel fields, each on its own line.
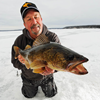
left=0, top=29, right=100, bottom=100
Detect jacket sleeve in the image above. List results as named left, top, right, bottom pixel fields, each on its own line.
left=11, top=36, right=26, bottom=70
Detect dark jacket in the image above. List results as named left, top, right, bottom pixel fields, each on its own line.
left=11, top=24, right=61, bottom=80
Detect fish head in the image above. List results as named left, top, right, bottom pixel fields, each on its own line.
left=44, top=43, right=89, bottom=75
left=65, top=53, right=89, bottom=75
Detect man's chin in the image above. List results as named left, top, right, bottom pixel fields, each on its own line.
left=31, top=29, right=41, bottom=35
left=30, top=23, right=42, bottom=34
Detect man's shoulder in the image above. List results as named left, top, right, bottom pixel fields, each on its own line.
left=45, top=30, right=60, bottom=43
left=15, top=28, right=28, bottom=41
left=15, top=33, right=24, bottom=42
left=43, top=24, right=57, bottom=36
left=45, top=30, right=57, bottom=37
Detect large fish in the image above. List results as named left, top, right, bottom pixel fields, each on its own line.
left=14, top=34, right=89, bottom=75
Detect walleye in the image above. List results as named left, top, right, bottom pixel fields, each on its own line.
left=14, top=34, right=89, bottom=75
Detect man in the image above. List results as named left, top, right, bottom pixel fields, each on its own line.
left=11, top=2, right=61, bottom=98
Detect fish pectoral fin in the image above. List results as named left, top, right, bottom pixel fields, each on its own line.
left=30, top=60, right=47, bottom=69
left=25, top=60, right=30, bottom=69
left=33, top=67, right=45, bottom=73
left=25, top=45, right=31, bottom=50
left=14, top=46, right=20, bottom=59
left=70, top=64, right=88, bottom=75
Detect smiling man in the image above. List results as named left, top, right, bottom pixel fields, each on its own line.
left=23, top=9, right=43, bottom=38
left=11, top=2, right=61, bottom=98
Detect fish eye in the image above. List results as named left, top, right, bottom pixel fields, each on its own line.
left=69, top=55, right=74, bottom=60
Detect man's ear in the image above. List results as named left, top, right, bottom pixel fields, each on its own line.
left=41, top=17, right=42, bottom=21
left=24, top=22, right=26, bottom=28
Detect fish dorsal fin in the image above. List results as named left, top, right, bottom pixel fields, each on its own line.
left=33, top=34, right=50, bottom=46
left=25, top=45, right=31, bottom=50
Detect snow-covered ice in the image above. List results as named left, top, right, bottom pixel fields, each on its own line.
left=0, top=29, right=100, bottom=100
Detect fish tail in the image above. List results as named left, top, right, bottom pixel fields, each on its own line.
left=14, top=46, right=20, bottom=59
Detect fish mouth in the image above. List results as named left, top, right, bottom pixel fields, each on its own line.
left=67, top=58, right=89, bottom=75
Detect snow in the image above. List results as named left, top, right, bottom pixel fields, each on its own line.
left=0, top=29, right=100, bottom=100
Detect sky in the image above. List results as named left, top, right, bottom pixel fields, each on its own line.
left=0, top=0, right=100, bottom=29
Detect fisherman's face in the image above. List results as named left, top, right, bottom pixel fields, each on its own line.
left=24, top=9, right=43, bottom=38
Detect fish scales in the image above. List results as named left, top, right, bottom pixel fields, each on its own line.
left=14, top=34, right=89, bottom=75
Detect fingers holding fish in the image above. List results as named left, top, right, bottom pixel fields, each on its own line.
left=18, top=55, right=25, bottom=64
left=40, top=66, right=54, bottom=75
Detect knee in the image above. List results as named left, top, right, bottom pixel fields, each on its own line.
left=45, top=89, right=58, bottom=98
left=21, top=86, right=38, bottom=98
left=44, top=84, right=58, bottom=97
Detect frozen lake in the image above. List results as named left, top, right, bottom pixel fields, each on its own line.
left=0, top=29, right=100, bottom=100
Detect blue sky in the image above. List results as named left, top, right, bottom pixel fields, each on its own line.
left=0, top=0, right=100, bottom=29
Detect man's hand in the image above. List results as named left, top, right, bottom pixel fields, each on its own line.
left=40, top=66, right=54, bottom=76
left=18, top=55, right=25, bottom=64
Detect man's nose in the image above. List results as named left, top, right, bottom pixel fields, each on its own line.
left=31, top=17, right=37, bottom=24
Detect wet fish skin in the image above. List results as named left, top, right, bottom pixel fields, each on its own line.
left=14, top=34, right=89, bottom=75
